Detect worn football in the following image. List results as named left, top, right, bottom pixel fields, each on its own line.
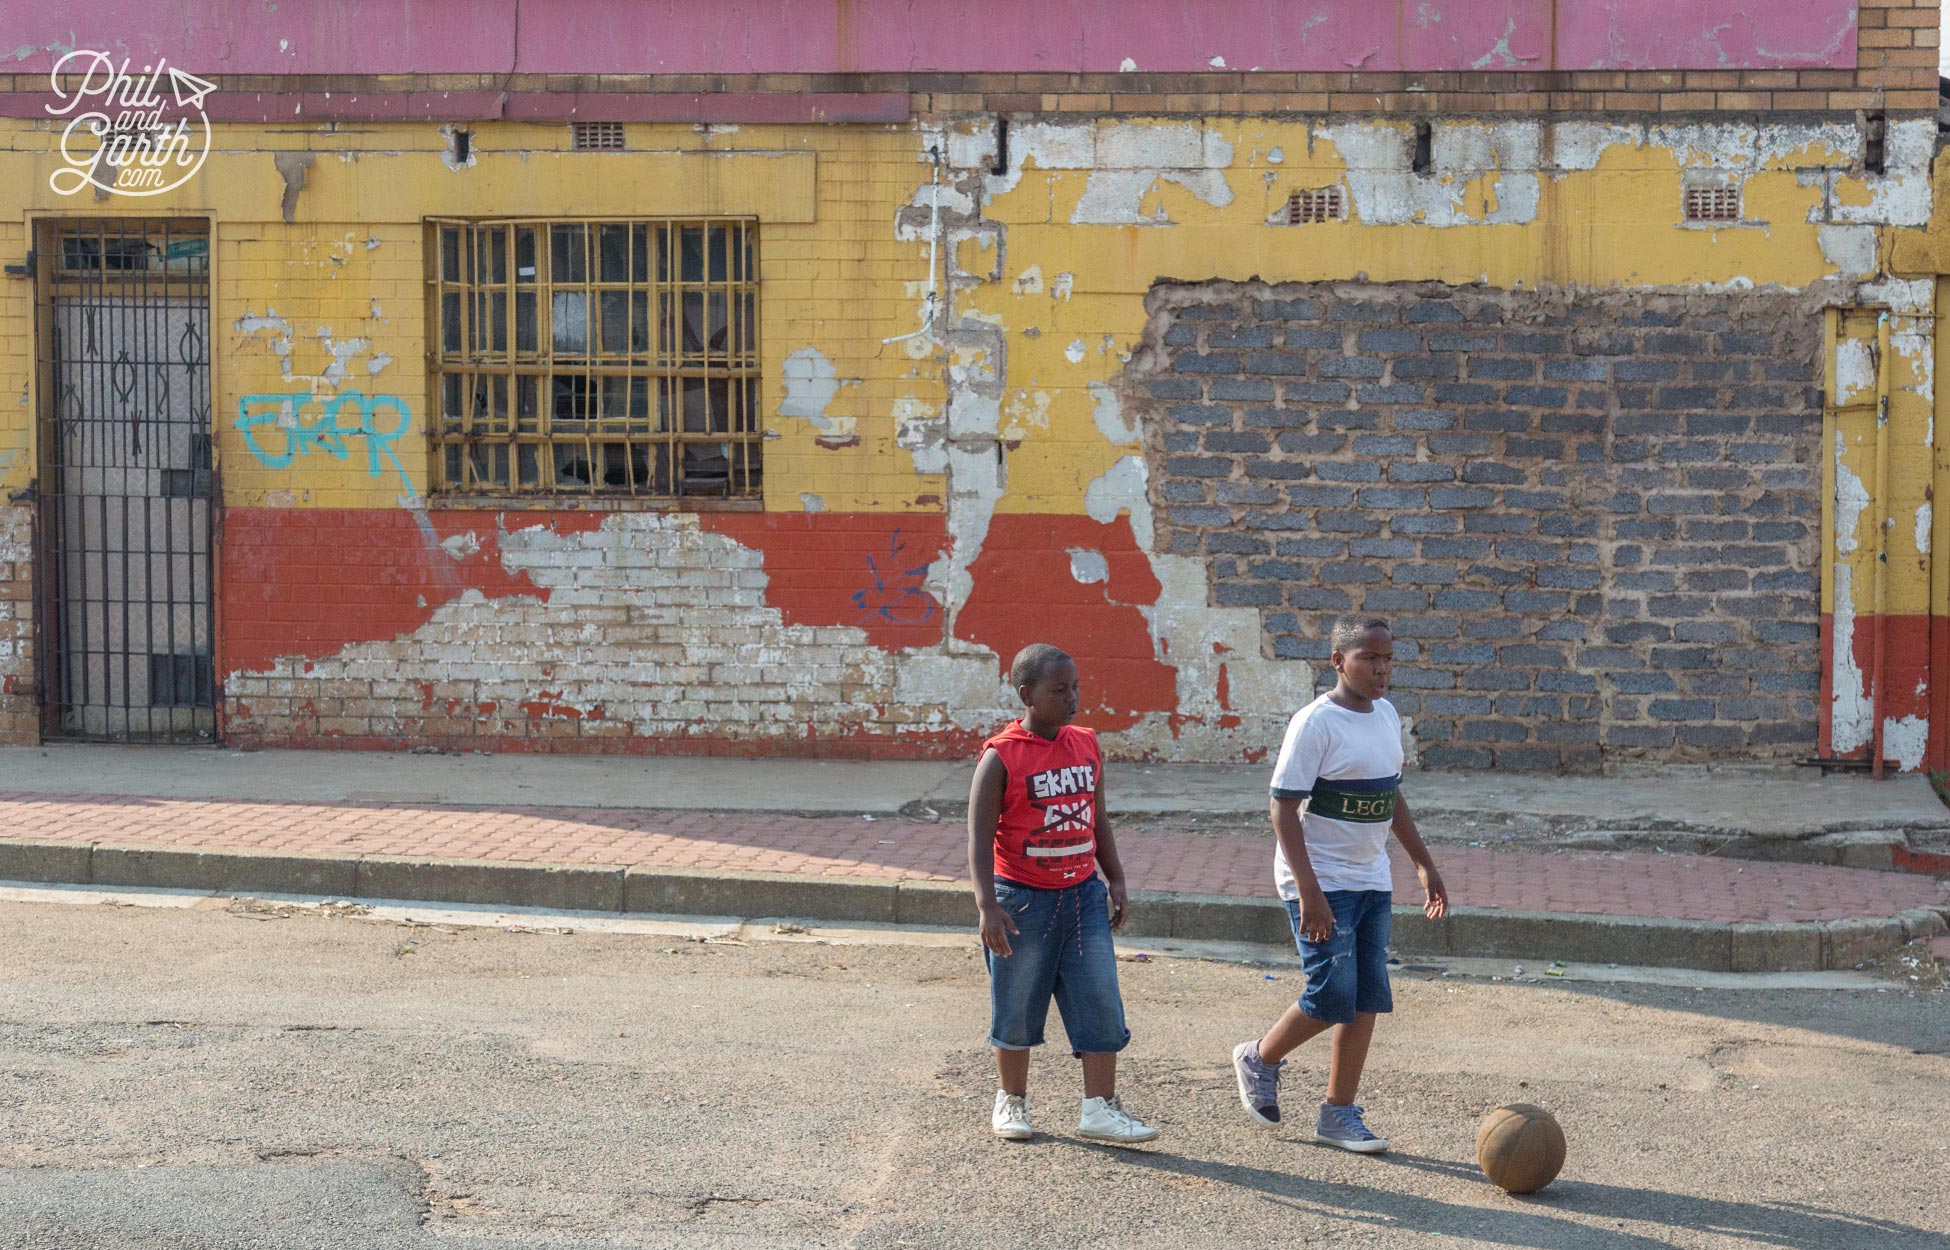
left=1475, top=1103, right=1566, bottom=1194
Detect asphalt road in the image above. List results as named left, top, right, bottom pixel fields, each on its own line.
left=1, top=892, right=1946, bottom=1249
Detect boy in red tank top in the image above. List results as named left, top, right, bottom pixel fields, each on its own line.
left=967, top=643, right=1159, bottom=1145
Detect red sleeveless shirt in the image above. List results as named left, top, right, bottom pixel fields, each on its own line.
left=983, top=721, right=1102, bottom=889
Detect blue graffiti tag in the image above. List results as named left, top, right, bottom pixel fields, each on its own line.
left=235, top=391, right=413, bottom=494
left=852, top=528, right=937, bottom=626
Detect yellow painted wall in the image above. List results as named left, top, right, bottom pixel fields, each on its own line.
left=0, top=120, right=949, bottom=514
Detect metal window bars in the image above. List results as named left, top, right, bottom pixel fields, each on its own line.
left=428, top=218, right=761, bottom=500
left=35, top=217, right=216, bottom=742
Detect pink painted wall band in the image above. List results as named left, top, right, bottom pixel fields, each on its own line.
left=0, top=0, right=1861, bottom=76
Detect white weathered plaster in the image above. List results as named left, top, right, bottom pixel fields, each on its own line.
left=1071, top=169, right=1235, bottom=225
left=1068, top=548, right=1109, bottom=584
left=780, top=347, right=857, bottom=439
left=1834, top=430, right=1871, bottom=557
left=1883, top=715, right=1929, bottom=773
left=1089, top=380, right=1140, bottom=446
left=1829, top=563, right=1872, bottom=756
left=1816, top=225, right=1877, bottom=278
left=1319, top=121, right=1540, bottom=227
left=1834, top=338, right=1876, bottom=407
left=1083, top=455, right=1152, bottom=549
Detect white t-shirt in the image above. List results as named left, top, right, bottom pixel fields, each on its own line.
left=1268, top=692, right=1403, bottom=898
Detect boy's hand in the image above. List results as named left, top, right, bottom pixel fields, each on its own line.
left=978, top=900, right=1019, bottom=957
left=1106, top=877, right=1129, bottom=933
left=1297, top=886, right=1336, bottom=943
left=1418, top=862, right=1449, bottom=920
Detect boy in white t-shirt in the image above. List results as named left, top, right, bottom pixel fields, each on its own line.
left=1229, top=616, right=1448, bottom=1153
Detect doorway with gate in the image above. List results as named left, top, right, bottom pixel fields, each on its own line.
left=34, top=218, right=216, bottom=743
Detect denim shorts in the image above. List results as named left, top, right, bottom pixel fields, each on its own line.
left=1283, top=889, right=1394, bottom=1025
left=984, top=874, right=1130, bottom=1054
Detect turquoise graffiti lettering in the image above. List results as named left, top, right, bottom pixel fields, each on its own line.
left=235, top=391, right=414, bottom=494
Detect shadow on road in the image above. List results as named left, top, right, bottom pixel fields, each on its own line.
left=1069, top=1141, right=1939, bottom=1249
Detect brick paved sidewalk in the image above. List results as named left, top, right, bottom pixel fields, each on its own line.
left=1, top=791, right=1942, bottom=925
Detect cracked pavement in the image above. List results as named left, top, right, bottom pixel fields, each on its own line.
left=1, top=890, right=1946, bottom=1248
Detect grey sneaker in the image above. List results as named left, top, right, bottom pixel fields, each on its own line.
left=1314, top=1102, right=1388, bottom=1153
left=1231, top=1040, right=1284, bottom=1127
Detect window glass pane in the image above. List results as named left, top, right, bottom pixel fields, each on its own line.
left=681, top=291, right=705, bottom=355
left=440, top=228, right=460, bottom=281
left=600, top=375, right=631, bottom=428
left=705, top=291, right=728, bottom=356
left=646, top=444, right=673, bottom=494
left=709, top=225, right=730, bottom=282
left=483, top=227, right=507, bottom=284
left=682, top=442, right=730, bottom=494
left=682, top=377, right=708, bottom=432
left=515, top=291, right=537, bottom=353
left=599, top=224, right=630, bottom=282
left=553, top=441, right=594, bottom=488
left=441, top=292, right=461, bottom=354
left=514, top=227, right=537, bottom=282
left=599, top=442, right=629, bottom=490
left=735, top=377, right=759, bottom=433
left=516, top=375, right=539, bottom=432
left=441, top=374, right=463, bottom=430
left=600, top=290, right=630, bottom=355
left=517, top=442, right=542, bottom=488
left=680, top=226, right=705, bottom=282
left=468, top=442, right=507, bottom=489
left=552, top=374, right=591, bottom=427
left=551, top=292, right=588, bottom=353
left=551, top=224, right=586, bottom=282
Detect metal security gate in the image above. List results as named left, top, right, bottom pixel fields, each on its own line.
left=35, top=218, right=216, bottom=742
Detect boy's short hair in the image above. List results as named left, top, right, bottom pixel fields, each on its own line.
left=1329, top=615, right=1390, bottom=654
left=1009, top=643, right=1074, bottom=689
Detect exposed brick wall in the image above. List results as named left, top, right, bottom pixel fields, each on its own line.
left=218, top=510, right=1007, bottom=757
left=1134, top=282, right=1825, bottom=770
left=0, top=504, right=34, bottom=744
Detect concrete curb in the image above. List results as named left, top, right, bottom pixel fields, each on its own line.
left=2, top=838, right=1942, bottom=974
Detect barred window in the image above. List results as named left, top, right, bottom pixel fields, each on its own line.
left=429, top=219, right=760, bottom=498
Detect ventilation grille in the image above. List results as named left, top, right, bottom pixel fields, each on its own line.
left=1683, top=186, right=1740, bottom=223
left=572, top=121, right=626, bottom=151
left=1286, top=186, right=1344, bottom=225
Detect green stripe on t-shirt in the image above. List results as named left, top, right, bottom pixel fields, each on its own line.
left=1305, top=782, right=1398, bottom=823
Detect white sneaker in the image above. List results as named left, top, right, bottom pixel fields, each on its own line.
left=992, top=1090, right=1033, bottom=1140
left=1078, top=1095, right=1160, bottom=1145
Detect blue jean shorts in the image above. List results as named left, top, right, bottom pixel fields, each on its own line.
left=984, top=874, right=1130, bottom=1054
left=1284, top=889, right=1394, bottom=1025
